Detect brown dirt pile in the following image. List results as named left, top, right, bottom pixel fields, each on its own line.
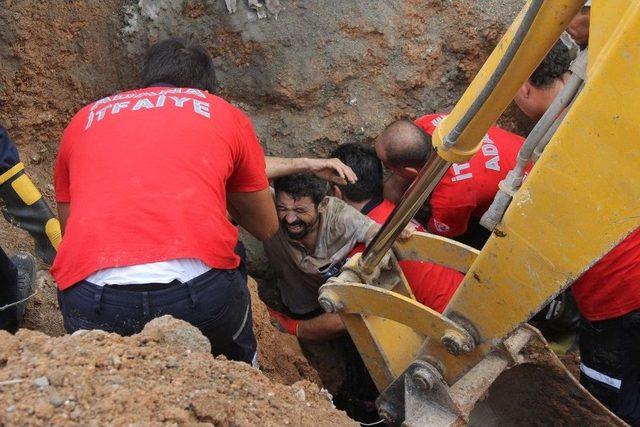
left=22, top=272, right=321, bottom=387
left=0, top=316, right=355, bottom=426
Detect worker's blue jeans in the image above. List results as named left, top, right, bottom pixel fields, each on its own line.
left=0, top=246, right=18, bottom=333
left=58, top=265, right=257, bottom=365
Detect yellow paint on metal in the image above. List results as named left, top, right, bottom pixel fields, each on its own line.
left=0, top=162, right=24, bottom=184
left=341, top=314, right=396, bottom=390
left=46, top=218, right=62, bottom=249
left=432, top=0, right=584, bottom=163
left=394, top=232, right=479, bottom=273
left=11, top=174, right=41, bottom=206
left=421, top=2, right=640, bottom=384
left=364, top=316, right=423, bottom=379
left=588, top=0, right=631, bottom=73
left=321, top=282, right=467, bottom=340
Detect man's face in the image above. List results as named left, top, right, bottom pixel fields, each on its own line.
left=275, top=192, right=320, bottom=241
left=567, top=10, right=590, bottom=47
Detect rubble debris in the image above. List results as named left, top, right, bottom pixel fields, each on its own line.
left=0, top=316, right=356, bottom=426
left=22, top=272, right=322, bottom=387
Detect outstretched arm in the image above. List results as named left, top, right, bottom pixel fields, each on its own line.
left=266, top=156, right=357, bottom=185
left=269, top=308, right=346, bottom=342
left=228, top=188, right=279, bottom=241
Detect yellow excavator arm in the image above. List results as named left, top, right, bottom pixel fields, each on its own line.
left=318, top=0, right=640, bottom=424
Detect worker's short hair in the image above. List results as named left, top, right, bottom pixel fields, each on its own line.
left=273, top=173, right=328, bottom=206
left=330, top=143, right=383, bottom=203
left=142, top=37, right=217, bottom=93
left=529, top=41, right=572, bottom=88
left=379, top=120, right=433, bottom=170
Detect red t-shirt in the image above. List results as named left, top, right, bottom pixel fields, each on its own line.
left=349, top=199, right=462, bottom=313
left=572, top=228, right=640, bottom=321
left=415, top=114, right=525, bottom=238
left=52, top=87, right=269, bottom=289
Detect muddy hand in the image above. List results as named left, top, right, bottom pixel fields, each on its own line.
left=398, top=223, right=416, bottom=241
left=307, top=158, right=357, bottom=185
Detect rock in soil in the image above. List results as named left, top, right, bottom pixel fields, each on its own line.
left=22, top=272, right=322, bottom=388
left=0, top=316, right=355, bottom=426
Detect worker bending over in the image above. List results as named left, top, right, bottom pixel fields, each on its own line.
left=375, top=114, right=525, bottom=248
left=52, top=38, right=278, bottom=366
left=331, top=143, right=462, bottom=313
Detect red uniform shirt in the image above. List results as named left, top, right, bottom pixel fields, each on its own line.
left=52, top=87, right=268, bottom=289
left=350, top=199, right=462, bottom=313
left=415, top=114, right=525, bottom=238
left=572, top=228, right=640, bottom=321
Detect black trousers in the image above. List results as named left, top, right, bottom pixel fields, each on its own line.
left=58, top=265, right=258, bottom=365
left=579, top=310, right=640, bottom=425
left=0, top=246, right=18, bottom=333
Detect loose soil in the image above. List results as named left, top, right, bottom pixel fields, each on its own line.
left=22, top=272, right=322, bottom=388
left=0, top=316, right=355, bottom=426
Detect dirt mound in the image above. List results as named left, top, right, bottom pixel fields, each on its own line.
left=248, top=278, right=322, bottom=386
left=22, top=272, right=65, bottom=338
left=22, top=272, right=321, bottom=387
left=0, top=316, right=355, bottom=426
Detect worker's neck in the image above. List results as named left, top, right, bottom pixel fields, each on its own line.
left=345, top=198, right=370, bottom=212
left=299, top=222, right=320, bottom=253
left=538, top=80, right=566, bottom=120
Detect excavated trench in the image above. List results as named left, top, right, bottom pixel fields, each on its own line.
left=0, top=1, right=593, bottom=425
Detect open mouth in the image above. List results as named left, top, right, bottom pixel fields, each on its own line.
left=287, top=224, right=304, bottom=233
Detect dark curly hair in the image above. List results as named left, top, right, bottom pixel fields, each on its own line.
left=330, top=143, right=383, bottom=203
left=273, top=173, right=328, bottom=205
left=530, top=41, right=572, bottom=88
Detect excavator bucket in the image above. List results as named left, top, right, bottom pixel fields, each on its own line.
left=396, top=326, right=625, bottom=426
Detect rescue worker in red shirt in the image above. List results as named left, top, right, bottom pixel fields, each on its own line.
left=375, top=114, right=525, bottom=249
left=516, top=43, right=640, bottom=424
left=53, top=38, right=279, bottom=366
left=330, top=143, right=462, bottom=313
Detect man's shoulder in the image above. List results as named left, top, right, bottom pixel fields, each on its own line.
left=415, top=113, right=447, bottom=135
left=487, top=124, right=525, bottom=147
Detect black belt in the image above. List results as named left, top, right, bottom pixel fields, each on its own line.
left=106, top=279, right=182, bottom=292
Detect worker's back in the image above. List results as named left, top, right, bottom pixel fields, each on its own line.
left=416, top=113, right=525, bottom=237
left=52, top=86, right=267, bottom=288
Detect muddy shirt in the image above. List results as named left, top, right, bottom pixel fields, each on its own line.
left=264, top=197, right=375, bottom=315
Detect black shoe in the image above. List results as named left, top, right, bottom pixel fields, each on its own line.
left=9, top=252, right=36, bottom=327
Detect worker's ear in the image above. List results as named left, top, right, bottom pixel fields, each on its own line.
left=401, top=166, right=420, bottom=179
left=518, top=82, right=531, bottom=99
left=332, top=185, right=343, bottom=200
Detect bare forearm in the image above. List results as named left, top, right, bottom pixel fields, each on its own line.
left=57, top=202, right=70, bottom=236
left=266, top=157, right=311, bottom=179
left=296, top=313, right=346, bottom=342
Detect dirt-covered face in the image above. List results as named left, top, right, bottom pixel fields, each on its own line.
left=275, top=192, right=320, bottom=241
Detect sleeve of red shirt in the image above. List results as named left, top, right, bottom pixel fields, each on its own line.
left=428, top=203, right=474, bottom=238
left=227, top=110, right=269, bottom=193
left=54, top=125, right=73, bottom=203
